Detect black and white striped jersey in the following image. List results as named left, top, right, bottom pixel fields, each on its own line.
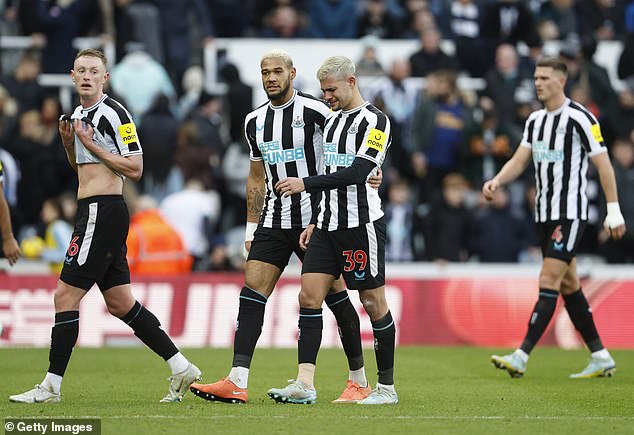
left=520, top=98, right=607, bottom=223
left=71, top=94, right=142, bottom=173
left=245, top=90, right=330, bottom=229
left=315, top=102, right=391, bottom=231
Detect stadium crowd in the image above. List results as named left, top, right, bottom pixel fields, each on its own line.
left=0, top=0, right=633, bottom=271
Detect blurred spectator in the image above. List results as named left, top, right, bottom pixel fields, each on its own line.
left=401, top=0, right=435, bottom=38
left=409, top=27, right=458, bottom=77
left=219, top=63, right=253, bottom=143
left=35, top=0, right=105, bottom=73
left=153, top=0, right=214, bottom=93
left=357, top=0, right=403, bottom=38
left=20, top=197, right=72, bottom=273
left=39, top=96, right=76, bottom=193
left=469, top=186, right=529, bottom=262
left=7, top=110, right=59, bottom=228
left=206, top=0, right=255, bottom=37
left=560, top=39, right=617, bottom=122
left=617, top=31, right=634, bottom=81
left=261, top=4, right=308, bottom=37
left=461, top=108, right=514, bottom=187
left=411, top=69, right=474, bottom=202
left=0, top=86, right=18, bottom=149
left=537, top=0, right=579, bottom=42
left=195, top=235, right=238, bottom=271
left=307, top=0, right=357, bottom=38
left=58, top=190, right=77, bottom=223
left=369, top=58, right=419, bottom=180
left=598, top=138, right=634, bottom=263
left=355, top=35, right=385, bottom=77
left=425, top=172, right=471, bottom=262
left=480, top=0, right=542, bottom=67
left=1, top=50, right=45, bottom=114
left=448, top=0, right=487, bottom=77
left=576, top=0, right=625, bottom=41
left=481, top=44, right=533, bottom=130
left=604, top=79, right=634, bottom=146
left=127, top=195, right=193, bottom=274
left=219, top=139, right=249, bottom=233
left=177, top=65, right=205, bottom=120
left=627, top=0, right=634, bottom=32
left=109, top=44, right=176, bottom=121
left=137, top=94, right=181, bottom=201
left=114, top=0, right=163, bottom=63
left=385, top=179, right=415, bottom=262
left=187, top=90, right=227, bottom=184
left=160, top=177, right=221, bottom=266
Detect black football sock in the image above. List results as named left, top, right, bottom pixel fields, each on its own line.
left=121, top=301, right=178, bottom=360
left=371, top=311, right=396, bottom=385
left=232, top=286, right=268, bottom=368
left=48, top=311, right=80, bottom=376
left=520, top=289, right=559, bottom=354
left=298, top=307, right=323, bottom=364
left=563, top=289, right=604, bottom=352
left=326, top=291, right=364, bottom=370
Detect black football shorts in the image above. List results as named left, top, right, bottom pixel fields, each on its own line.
left=60, top=195, right=131, bottom=291
left=302, top=218, right=386, bottom=290
left=537, top=219, right=586, bottom=263
left=247, top=226, right=306, bottom=270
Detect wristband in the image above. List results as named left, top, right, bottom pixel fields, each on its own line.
left=245, top=222, right=258, bottom=242
left=605, top=202, right=625, bottom=229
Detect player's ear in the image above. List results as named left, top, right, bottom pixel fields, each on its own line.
left=104, top=71, right=110, bottom=81
left=291, top=67, right=296, bottom=80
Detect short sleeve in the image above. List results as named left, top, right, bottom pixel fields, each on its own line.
left=244, top=115, right=262, bottom=161
left=357, top=114, right=391, bottom=166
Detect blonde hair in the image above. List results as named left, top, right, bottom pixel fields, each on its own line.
left=260, top=49, right=294, bottom=69
left=75, top=48, right=108, bottom=67
left=316, top=56, right=355, bottom=81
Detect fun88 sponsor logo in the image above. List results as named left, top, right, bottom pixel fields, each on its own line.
left=324, top=142, right=355, bottom=167
left=259, top=140, right=305, bottom=164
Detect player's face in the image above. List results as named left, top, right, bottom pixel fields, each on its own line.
left=71, top=55, right=108, bottom=99
left=261, top=58, right=295, bottom=103
left=534, top=66, right=565, bottom=104
left=320, top=75, right=353, bottom=111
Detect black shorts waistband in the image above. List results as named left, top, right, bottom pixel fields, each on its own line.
left=77, top=194, right=124, bottom=206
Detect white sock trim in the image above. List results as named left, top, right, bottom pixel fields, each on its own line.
left=514, top=349, right=529, bottom=363
left=42, top=372, right=63, bottom=394
left=349, top=367, right=368, bottom=388
left=229, top=366, right=249, bottom=389
left=166, top=352, right=189, bottom=375
left=592, top=349, right=610, bottom=360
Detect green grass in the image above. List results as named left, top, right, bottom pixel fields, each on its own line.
left=1, top=347, right=633, bottom=434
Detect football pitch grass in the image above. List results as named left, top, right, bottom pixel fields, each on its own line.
left=1, top=347, right=633, bottom=434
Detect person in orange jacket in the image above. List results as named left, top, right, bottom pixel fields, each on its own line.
left=127, top=195, right=193, bottom=274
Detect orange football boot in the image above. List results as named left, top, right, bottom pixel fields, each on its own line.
left=190, top=377, right=248, bottom=404
left=331, top=380, right=372, bottom=403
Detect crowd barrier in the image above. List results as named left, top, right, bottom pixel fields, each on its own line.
left=1, top=264, right=633, bottom=348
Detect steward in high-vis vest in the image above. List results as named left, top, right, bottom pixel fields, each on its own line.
left=127, top=199, right=192, bottom=274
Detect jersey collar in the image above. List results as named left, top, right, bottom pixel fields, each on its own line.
left=546, top=97, right=569, bottom=115
left=81, top=93, right=108, bottom=112
left=269, top=89, right=297, bottom=110
left=342, top=101, right=369, bottom=115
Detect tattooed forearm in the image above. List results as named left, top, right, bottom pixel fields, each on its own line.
left=247, top=184, right=265, bottom=222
